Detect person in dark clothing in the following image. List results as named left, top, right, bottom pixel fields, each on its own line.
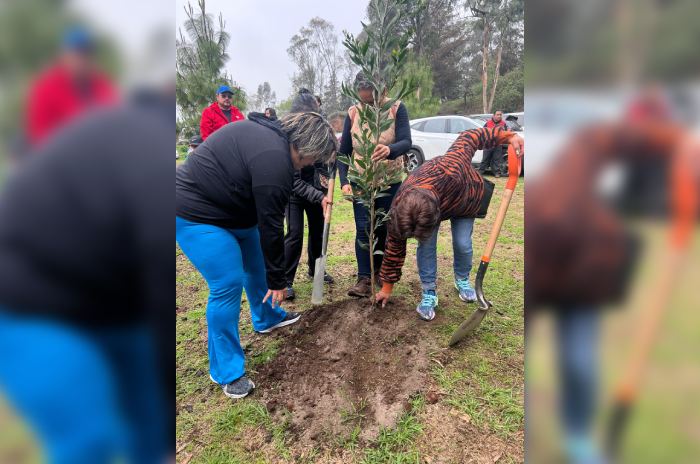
left=264, top=107, right=278, bottom=121
left=479, top=110, right=508, bottom=177
left=281, top=89, right=334, bottom=300
left=283, top=162, right=334, bottom=300
left=0, top=91, right=173, bottom=464
left=176, top=111, right=336, bottom=399
left=199, top=85, right=245, bottom=140
left=291, top=88, right=320, bottom=113
left=338, top=72, right=412, bottom=297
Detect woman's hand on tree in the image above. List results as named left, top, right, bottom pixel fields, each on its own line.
left=341, top=184, right=353, bottom=201
left=371, top=144, right=391, bottom=162
left=263, top=289, right=286, bottom=307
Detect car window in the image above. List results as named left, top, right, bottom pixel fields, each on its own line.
left=505, top=118, right=523, bottom=131
left=411, top=121, right=426, bottom=131
left=422, top=118, right=447, bottom=133
left=449, top=118, right=479, bottom=133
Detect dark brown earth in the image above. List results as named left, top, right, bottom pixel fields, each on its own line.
left=254, top=297, right=435, bottom=446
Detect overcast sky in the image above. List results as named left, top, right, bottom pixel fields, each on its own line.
left=175, top=0, right=367, bottom=102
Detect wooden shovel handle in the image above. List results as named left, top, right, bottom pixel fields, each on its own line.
left=323, top=167, right=336, bottom=223
left=481, top=144, right=522, bottom=262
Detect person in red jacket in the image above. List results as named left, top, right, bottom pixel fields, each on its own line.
left=25, top=27, right=118, bottom=148
left=479, top=110, right=509, bottom=177
left=199, top=85, right=245, bottom=140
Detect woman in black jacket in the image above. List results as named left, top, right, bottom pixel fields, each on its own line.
left=176, top=111, right=336, bottom=399
left=283, top=88, right=335, bottom=299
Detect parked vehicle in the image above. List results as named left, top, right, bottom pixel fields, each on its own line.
left=407, top=115, right=524, bottom=173
left=406, top=116, right=482, bottom=171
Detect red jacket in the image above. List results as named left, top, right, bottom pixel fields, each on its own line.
left=484, top=118, right=508, bottom=130
left=199, top=102, right=245, bottom=140
left=26, top=63, right=118, bottom=147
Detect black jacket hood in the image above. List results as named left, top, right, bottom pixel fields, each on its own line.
left=248, top=112, right=287, bottom=141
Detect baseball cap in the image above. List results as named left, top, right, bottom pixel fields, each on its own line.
left=216, top=85, right=233, bottom=95
left=62, top=26, right=95, bottom=53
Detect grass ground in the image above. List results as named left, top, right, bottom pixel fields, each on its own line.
left=176, top=176, right=525, bottom=463
left=526, top=223, right=700, bottom=463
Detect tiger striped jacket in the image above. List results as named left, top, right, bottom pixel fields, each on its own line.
left=380, top=127, right=514, bottom=287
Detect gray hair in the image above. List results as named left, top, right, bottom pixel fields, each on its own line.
left=354, top=71, right=375, bottom=91
left=280, top=112, right=337, bottom=163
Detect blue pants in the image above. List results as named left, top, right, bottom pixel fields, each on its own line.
left=556, top=308, right=600, bottom=440
left=416, top=217, right=475, bottom=292
left=176, top=217, right=287, bottom=384
left=0, top=313, right=167, bottom=464
left=352, top=182, right=401, bottom=278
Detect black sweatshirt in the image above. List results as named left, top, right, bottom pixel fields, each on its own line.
left=176, top=113, right=293, bottom=289
left=292, top=163, right=330, bottom=204
left=337, top=102, right=411, bottom=186
left=0, top=94, right=173, bottom=328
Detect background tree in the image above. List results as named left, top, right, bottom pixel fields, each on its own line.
left=176, top=0, right=246, bottom=138
left=399, top=55, right=440, bottom=118
left=339, top=0, right=415, bottom=299
left=249, top=81, right=277, bottom=113
left=467, top=0, right=524, bottom=113
left=288, top=17, right=348, bottom=115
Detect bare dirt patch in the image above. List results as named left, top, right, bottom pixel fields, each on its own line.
left=417, top=403, right=524, bottom=464
left=255, top=297, right=435, bottom=446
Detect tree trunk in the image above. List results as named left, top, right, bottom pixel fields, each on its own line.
left=487, top=38, right=503, bottom=113
left=481, top=19, right=490, bottom=113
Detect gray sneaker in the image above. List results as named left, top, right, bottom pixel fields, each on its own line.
left=221, top=376, right=255, bottom=399
left=257, top=311, right=301, bottom=334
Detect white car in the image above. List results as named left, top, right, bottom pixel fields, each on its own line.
left=406, top=115, right=523, bottom=173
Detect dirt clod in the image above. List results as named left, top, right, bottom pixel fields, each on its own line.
left=256, top=298, right=434, bottom=445
left=426, top=390, right=440, bottom=404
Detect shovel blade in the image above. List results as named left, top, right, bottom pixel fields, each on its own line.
left=311, top=255, right=327, bottom=305
left=449, top=308, right=489, bottom=346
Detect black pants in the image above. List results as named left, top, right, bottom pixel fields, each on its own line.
left=284, top=196, right=324, bottom=286
left=480, top=145, right=504, bottom=175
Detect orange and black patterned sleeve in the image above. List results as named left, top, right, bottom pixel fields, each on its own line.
left=379, top=231, right=407, bottom=287
left=444, top=127, right=514, bottom=163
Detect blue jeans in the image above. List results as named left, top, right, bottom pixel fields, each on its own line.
left=416, top=217, right=475, bottom=292
left=176, top=217, right=287, bottom=384
left=352, top=182, right=401, bottom=278
left=556, top=308, right=600, bottom=440
left=0, top=313, right=167, bottom=464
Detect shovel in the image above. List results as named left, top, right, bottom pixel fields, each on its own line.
left=605, top=147, right=697, bottom=460
left=449, top=144, right=522, bottom=347
left=311, top=166, right=336, bottom=305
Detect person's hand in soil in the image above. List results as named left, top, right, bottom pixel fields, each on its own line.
left=371, top=144, right=391, bottom=162
left=375, top=289, right=391, bottom=308
left=341, top=184, right=353, bottom=200
left=509, top=134, right=524, bottom=158
left=263, top=289, right=286, bottom=307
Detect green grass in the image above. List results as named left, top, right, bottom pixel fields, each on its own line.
left=176, top=178, right=525, bottom=462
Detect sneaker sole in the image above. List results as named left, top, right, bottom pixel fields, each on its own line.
left=222, top=380, right=256, bottom=399
left=257, top=313, right=301, bottom=334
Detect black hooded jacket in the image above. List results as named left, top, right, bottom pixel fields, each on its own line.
left=176, top=112, right=294, bottom=289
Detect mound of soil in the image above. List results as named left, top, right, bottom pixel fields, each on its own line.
left=255, top=298, right=435, bottom=444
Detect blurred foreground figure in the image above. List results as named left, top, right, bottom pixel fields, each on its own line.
left=526, top=118, right=699, bottom=463
left=0, top=89, right=173, bottom=463
left=25, top=26, right=118, bottom=148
